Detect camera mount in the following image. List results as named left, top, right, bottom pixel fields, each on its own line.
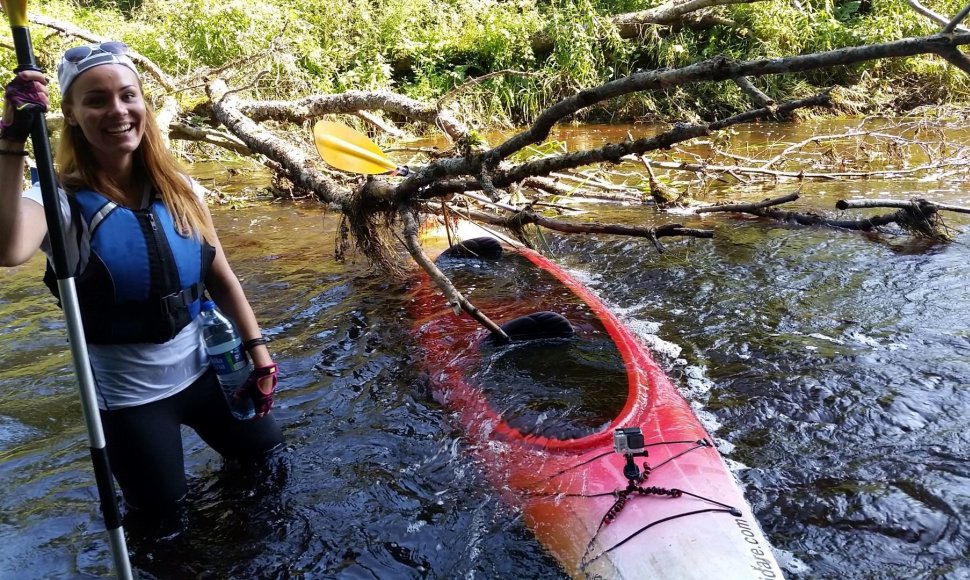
left=613, top=426, right=648, bottom=484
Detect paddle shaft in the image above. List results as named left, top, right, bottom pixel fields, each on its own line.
left=6, top=23, right=133, bottom=580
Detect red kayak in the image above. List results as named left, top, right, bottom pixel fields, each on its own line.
left=409, top=224, right=784, bottom=579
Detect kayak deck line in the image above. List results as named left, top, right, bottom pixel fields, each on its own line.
left=515, top=436, right=747, bottom=575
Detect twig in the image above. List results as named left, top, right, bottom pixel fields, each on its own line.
left=692, top=192, right=951, bottom=235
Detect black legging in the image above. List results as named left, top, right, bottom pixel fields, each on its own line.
left=100, top=369, right=284, bottom=512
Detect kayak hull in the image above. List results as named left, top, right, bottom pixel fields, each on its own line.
left=409, top=228, right=783, bottom=579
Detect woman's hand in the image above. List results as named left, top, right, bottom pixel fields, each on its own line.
left=237, top=362, right=278, bottom=417
left=1, top=70, right=49, bottom=144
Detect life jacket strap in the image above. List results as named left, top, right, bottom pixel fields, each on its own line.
left=160, top=281, right=204, bottom=315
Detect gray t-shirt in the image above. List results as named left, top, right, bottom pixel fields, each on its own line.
left=23, top=182, right=210, bottom=410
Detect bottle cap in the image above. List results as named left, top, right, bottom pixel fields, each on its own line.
left=201, top=300, right=215, bottom=311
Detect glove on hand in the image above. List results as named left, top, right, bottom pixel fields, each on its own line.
left=1, top=73, right=49, bottom=143
left=238, top=363, right=278, bottom=416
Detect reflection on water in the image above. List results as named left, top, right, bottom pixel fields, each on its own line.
left=0, top=120, right=969, bottom=578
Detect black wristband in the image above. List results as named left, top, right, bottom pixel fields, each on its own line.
left=243, top=337, right=268, bottom=351
left=0, top=149, right=28, bottom=156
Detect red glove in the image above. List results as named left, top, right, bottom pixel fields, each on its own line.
left=1, top=72, right=49, bottom=143
left=237, top=363, right=278, bottom=416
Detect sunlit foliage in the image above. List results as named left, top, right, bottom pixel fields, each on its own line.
left=3, top=0, right=968, bottom=125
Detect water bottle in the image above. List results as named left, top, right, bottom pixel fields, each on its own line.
left=199, top=300, right=256, bottom=420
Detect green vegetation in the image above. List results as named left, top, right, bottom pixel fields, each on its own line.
left=5, top=0, right=970, bottom=125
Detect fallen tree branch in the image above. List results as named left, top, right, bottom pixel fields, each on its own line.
left=693, top=192, right=800, bottom=213
left=732, top=76, right=774, bottom=108
left=238, top=90, right=469, bottom=142
left=400, top=209, right=510, bottom=341
left=836, top=198, right=970, bottom=214
left=401, top=93, right=831, bottom=200
left=208, top=78, right=353, bottom=207
left=168, top=122, right=253, bottom=155
left=611, top=0, right=765, bottom=38
left=451, top=204, right=713, bottom=253
left=944, top=3, right=970, bottom=32
left=695, top=193, right=950, bottom=237
left=639, top=158, right=964, bottom=181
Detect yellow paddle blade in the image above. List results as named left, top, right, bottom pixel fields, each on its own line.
left=1, top=0, right=29, bottom=27
left=313, top=120, right=398, bottom=175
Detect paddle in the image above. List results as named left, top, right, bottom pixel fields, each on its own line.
left=312, top=119, right=408, bottom=175
left=0, top=3, right=133, bottom=577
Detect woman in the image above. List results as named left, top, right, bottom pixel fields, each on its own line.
left=0, top=42, right=284, bottom=514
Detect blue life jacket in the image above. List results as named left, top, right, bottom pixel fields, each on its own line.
left=44, top=188, right=215, bottom=344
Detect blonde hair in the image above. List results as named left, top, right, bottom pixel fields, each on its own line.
left=57, top=78, right=216, bottom=244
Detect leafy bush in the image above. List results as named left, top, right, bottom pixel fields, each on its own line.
left=7, top=0, right=969, bottom=124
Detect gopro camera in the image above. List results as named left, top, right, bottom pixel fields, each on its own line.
left=613, top=426, right=645, bottom=455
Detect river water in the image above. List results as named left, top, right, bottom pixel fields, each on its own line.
left=0, top=119, right=968, bottom=579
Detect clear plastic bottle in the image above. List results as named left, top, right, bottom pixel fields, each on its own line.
left=199, top=300, right=256, bottom=420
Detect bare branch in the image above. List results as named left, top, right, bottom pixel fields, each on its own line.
left=733, top=76, right=774, bottom=108
left=169, top=122, right=253, bottom=154
left=400, top=209, right=509, bottom=341
left=207, top=78, right=352, bottom=206
left=944, top=3, right=970, bottom=33
left=239, top=91, right=469, bottom=142
left=612, top=0, right=766, bottom=36
left=694, top=193, right=799, bottom=213
left=456, top=204, right=713, bottom=252
left=907, top=0, right=970, bottom=31
left=354, top=110, right=407, bottom=138
left=937, top=48, right=970, bottom=74
left=405, top=93, right=829, bottom=200
left=836, top=198, right=970, bottom=214
left=639, top=158, right=963, bottom=180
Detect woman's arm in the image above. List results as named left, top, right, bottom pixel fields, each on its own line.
left=201, top=209, right=273, bottom=368
left=0, top=71, right=49, bottom=267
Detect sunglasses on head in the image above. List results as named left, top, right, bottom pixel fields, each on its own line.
left=64, top=41, right=130, bottom=64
